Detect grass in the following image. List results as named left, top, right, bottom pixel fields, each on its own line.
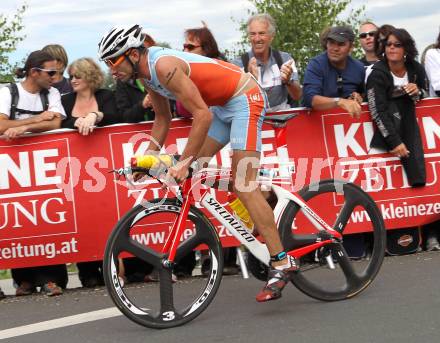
left=0, top=270, right=11, bottom=280
left=0, top=264, right=78, bottom=280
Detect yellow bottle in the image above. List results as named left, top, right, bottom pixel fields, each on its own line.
left=131, top=154, right=174, bottom=169
left=228, top=193, right=254, bottom=232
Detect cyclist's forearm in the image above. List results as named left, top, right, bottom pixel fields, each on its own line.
left=147, top=112, right=171, bottom=151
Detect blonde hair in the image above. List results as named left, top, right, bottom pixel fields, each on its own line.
left=68, top=58, right=104, bottom=92
left=42, top=44, right=69, bottom=72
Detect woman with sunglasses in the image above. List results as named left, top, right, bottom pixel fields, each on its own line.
left=366, top=28, right=428, bottom=187
left=176, top=25, right=227, bottom=120
left=61, top=58, right=120, bottom=136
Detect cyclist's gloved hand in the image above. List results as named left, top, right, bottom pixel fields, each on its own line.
left=164, top=156, right=192, bottom=187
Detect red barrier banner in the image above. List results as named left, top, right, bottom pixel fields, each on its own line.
left=1, top=98, right=440, bottom=269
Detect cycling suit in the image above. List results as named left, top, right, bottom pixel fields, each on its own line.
left=143, top=46, right=267, bottom=151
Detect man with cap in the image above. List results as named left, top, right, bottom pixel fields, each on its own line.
left=302, top=25, right=365, bottom=118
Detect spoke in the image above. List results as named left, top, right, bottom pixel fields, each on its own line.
left=175, top=234, right=203, bottom=262
left=333, top=199, right=356, bottom=233
left=159, top=268, right=176, bottom=316
left=331, top=244, right=364, bottom=288
left=119, top=239, right=163, bottom=268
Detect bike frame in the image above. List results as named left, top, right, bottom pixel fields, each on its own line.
left=160, top=117, right=343, bottom=268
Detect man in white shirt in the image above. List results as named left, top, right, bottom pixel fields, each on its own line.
left=0, top=50, right=68, bottom=297
left=0, top=50, right=66, bottom=139
left=424, top=31, right=440, bottom=97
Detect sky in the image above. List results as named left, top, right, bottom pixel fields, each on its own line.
left=2, top=0, right=440, bottom=69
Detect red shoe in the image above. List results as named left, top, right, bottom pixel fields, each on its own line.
left=256, top=258, right=299, bottom=303
left=41, top=282, right=63, bottom=296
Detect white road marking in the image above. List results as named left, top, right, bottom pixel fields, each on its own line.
left=0, top=307, right=122, bottom=340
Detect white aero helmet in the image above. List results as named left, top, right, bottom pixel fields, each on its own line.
left=98, top=24, right=144, bottom=60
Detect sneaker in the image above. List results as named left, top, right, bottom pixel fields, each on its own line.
left=256, top=256, right=299, bottom=303
left=426, top=235, right=440, bottom=251
left=15, top=282, right=36, bottom=296
left=41, top=282, right=63, bottom=296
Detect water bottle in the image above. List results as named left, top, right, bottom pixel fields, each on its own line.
left=228, top=193, right=254, bottom=232
left=131, top=154, right=174, bottom=169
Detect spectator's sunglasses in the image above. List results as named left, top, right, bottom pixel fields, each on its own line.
left=385, top=42, right=403, bottom=48
left=105, top=49, right=132, bottom=67
left=69, top=73, right=82, bottom=80
left=33, top=68, right=58, bottom=76
left=359, top=31, right=377, bottom=39
left=183, top=43, right=201, bottom=51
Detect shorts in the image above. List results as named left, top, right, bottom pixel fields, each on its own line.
left=208, top=86, right=266, bottom=151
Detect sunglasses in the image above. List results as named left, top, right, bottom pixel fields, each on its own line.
left=183, top=43, right=201, bottom=51
left=69, top=74, right=82, bottom=80
left=386, top=42, right=403, bottom=48
left=359, top=31, right=377, bottom=39
left=104, top=49, right=131, bottom=67
left=33, top=68, right=58, bottom=76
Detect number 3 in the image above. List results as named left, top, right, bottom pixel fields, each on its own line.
left=162, top=311, right=175, bottom=321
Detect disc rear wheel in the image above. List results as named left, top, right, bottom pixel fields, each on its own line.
left=279, top=180, right=385, bottom=301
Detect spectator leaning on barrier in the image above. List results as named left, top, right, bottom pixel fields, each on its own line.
left=232, top=13, right=302, bottom=111
left=0, top=50, right=66, bottom=139
left=42, top=44, right=74, bottom=96
left=302, top=26, right=365, bottom=118
left=114, top=32, right=155, bottom=123
left=358, top=22, right=379, bottom=66
left=61, top=57, right=120, bottom=136
left=366, top=28, right=428, bottom=187
left=423, top=30, right=440, bottom=97
left=0, top=50, right=68, bottom=296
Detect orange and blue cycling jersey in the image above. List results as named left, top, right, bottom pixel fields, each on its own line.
left=144, top=46, right=267, bottom=151
left=143, top=46, right=242, bottom=106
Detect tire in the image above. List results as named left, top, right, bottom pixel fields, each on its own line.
left=103, top=198, right=223, bottom=329
left=279, top=179, right=386, bottom=301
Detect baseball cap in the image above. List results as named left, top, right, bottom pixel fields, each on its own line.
left=327, top=26, right=355, bottom=43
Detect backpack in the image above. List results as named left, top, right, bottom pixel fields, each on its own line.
left=6, top=83, right=49, bottom=120
left=240, top=50, right=297, bottom=107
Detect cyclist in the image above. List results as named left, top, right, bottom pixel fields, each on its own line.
left=98, top=24, right=298, bottom=302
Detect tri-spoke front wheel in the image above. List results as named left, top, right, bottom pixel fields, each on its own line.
left=279, top=180, right=386, bottom=301
left=103, top=198, right=223, bottom=329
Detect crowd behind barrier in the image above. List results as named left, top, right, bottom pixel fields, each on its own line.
left=1, top=99, right=440, bottom=265
left=0, top=14, right=440, bottom=298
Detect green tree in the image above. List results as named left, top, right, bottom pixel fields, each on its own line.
left=0, top=4, right=27, bottom=83
left=237, top=0, right=365, bottom=80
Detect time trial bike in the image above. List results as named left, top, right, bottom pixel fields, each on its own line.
left=103, top=112, right=386, bottom=329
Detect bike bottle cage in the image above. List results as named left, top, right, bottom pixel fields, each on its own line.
left=270, top=251, right=287, bottom=262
